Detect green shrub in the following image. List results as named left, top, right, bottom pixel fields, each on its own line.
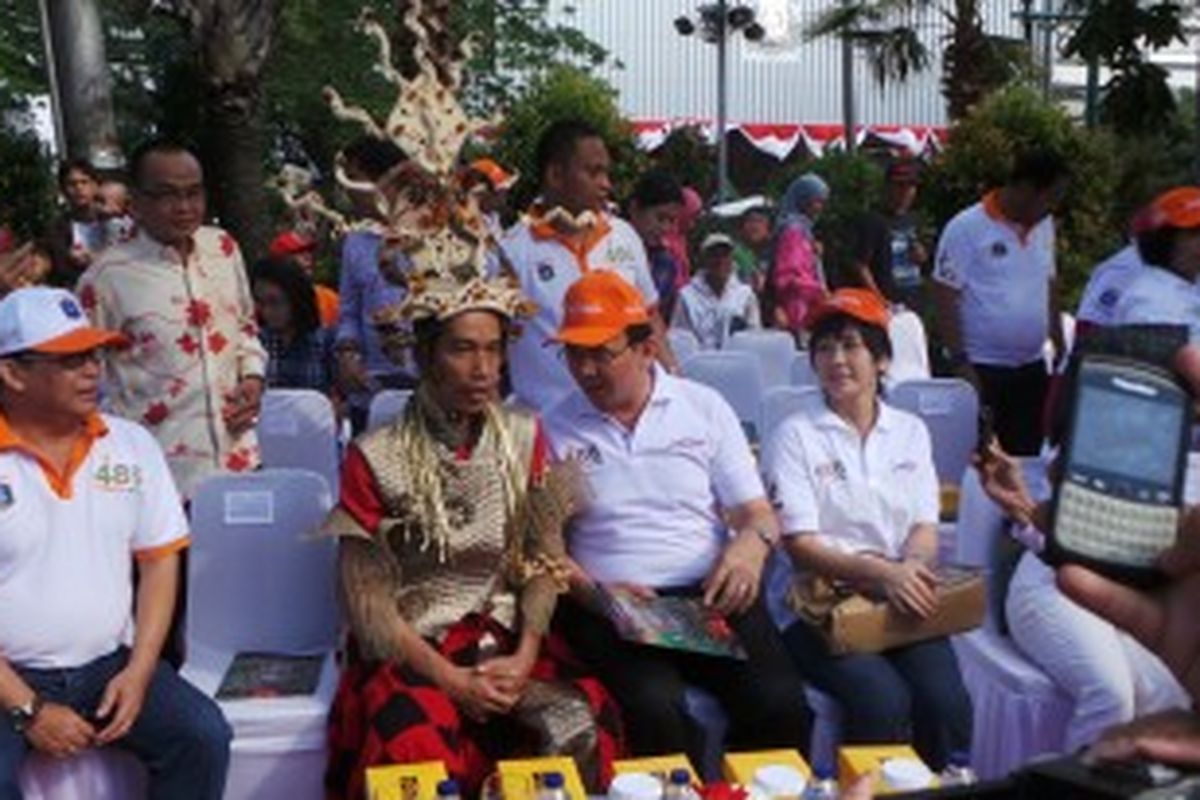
left=494, top=65, right=645, bottom=213
left=920, top=85, right=1120, bottom=306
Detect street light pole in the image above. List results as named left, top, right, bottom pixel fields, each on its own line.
left=841, top=1, right=856, bottom=154
left=716, top=0, right=731, bottom=201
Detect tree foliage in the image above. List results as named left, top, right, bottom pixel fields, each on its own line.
left=494, top=65, right=644, bottom=213
left=921, top=85, right=1119, bottom=304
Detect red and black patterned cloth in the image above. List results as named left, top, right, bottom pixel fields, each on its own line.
left=326, top=614, right=624, bottom=800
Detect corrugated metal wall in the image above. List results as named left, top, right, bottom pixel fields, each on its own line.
left=547, top=0, right=1027, bottom=127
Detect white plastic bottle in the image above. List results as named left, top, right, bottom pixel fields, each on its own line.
left=801, top=767, right=839, bottom=800
left=663, top=768, right=696, bottom=800
left=939, top=751, right=977, bottom=787
left=538, top=771, right=569, bottom=800
left=436, top=778, right=463, bottom=800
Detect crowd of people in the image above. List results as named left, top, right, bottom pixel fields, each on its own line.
left=2, top=106, right=1200, bottom=800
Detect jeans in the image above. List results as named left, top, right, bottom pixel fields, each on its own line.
left=781, top=619, right=972, bottom=771
left=555, top=594, right=812, bottom=768
left=0, top=648, right=231, bottom=800
left=1007, top=552, right=1188, bottom=752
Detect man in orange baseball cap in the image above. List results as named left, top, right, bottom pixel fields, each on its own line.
left=543, top=271, right=812, bottom=764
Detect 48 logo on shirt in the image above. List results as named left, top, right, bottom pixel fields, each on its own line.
left=93, top=461, right=143, bottom=492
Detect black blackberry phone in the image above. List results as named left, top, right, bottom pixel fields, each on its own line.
left=1047, top=355, right=1191, bottom=585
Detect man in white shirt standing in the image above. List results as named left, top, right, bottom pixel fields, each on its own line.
left=543, top=271, right=810, bottom=765
left=671, top=233, right=761, bottom=350
left=932, top=149, right=1068, bottom=455
left=501, top=119, right=676, bottom=412
left=0, top=287, right=230, bottom=800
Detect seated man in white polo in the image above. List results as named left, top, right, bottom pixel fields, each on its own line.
left=0, top=287, right=231, bottom=800
left=544, top=271, right=811, bottom=765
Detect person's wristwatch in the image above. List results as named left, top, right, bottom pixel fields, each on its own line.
left=748, top=524, right=779, bottom=549
left=7, top=694, right=42, bottom=734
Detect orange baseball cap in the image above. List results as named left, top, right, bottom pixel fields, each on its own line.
left=469, top=158, right=517, bottom=191
left=554, top=271, right=650, bottom=347
left=1144, top=187, right=1200, bottom=231
left=268, top=231, right=316, bottom=259
left=805, top=288, right=891, bottom=330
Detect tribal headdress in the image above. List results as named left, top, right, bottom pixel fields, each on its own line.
left=275, top=2, right=534, bottom=360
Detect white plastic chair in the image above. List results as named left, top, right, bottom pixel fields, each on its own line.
left=182, top=469, right=338, bottom=800
left=886, top=309, right=930, bottom=386
left=727, top=329, right=796, bottom=388
left=257, top=389, right=340, bottom=497
left=668, top=327, right=702, bottom=362
left=761, top=385, right=819, bottom=440
left=682, top=351, right=765, bottom=442
left=951, top=461, right=1071, bottom=779
left=889, top=378, right=979, bottom=487
left=366, top=388, right=413, bottom=431
left=19, top=750, right=145, bottom=800
left=790, top=352, right=817, bottom=388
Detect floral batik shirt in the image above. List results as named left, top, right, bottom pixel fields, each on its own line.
left=78, top=226, right=268, bottom=499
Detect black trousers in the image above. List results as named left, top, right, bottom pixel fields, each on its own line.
left=554, top=593, right=812, bottom=768
left=974, top=360, right=1050, bottom=456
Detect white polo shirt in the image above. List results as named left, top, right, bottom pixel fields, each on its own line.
left=1076, top=244, right=1146, bottom=327
left=1112, top=263, right=1200, bottom=343
left=0, top=413, right=189, bottom=669
left=671, top=275, right=761, bottom=349
left=501, top=213, right=659, bottom=412
left=542, top=366, right=764, bottom=587
left=762, top=394, right=939, bottom=556
left=933, top=195, right=1056, bottom=366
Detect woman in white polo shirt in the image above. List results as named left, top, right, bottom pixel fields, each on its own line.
left=762, top=289, right=972, bottom=770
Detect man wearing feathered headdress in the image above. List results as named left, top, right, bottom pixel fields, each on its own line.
left=309, top=6, right=622, bottom=797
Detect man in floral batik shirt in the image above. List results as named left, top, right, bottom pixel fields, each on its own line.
left=78, top=139, right=267, bottom=500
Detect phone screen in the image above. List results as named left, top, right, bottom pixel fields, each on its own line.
left=1068, top=384, right=1185, bottom=493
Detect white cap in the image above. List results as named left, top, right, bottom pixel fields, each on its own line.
left=700, top=232, right=736, bottom=252
left=0, top=287, right=126, bottom=357
left=608, top=772, right=663, bottom=800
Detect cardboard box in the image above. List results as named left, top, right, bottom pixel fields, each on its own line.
left=794, top=566, right=985, bottom=655
left=722, top=750, right=812, bottom=785
left=364, top=761, right=448, bottom=800
left=498, top=756, right=587, bottom=800
left=839, top=746, right=938, bottom=795
left=613, top=754, right=698, bottom=784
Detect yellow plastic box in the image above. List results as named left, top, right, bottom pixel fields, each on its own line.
left=498, top=756, right=587, bottom=800
left=838, top=745, right=938, bottom=795
left=365, top=760, right=449, bottom=800
left=722, top=750, right=812, bottom=785
left=613, top=754, right=699, bottom=785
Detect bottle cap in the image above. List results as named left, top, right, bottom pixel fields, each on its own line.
left=543, top=772, right=565, bottom=790
left=669, top=769, right=691, bottom=785
left=437, top=779, right=460, bottom=796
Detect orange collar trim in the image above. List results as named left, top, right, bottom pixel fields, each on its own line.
left=0, top=412, right=109, bottom=500
left=528, top=207, right=613, bottom=272
left=982, top=190, right=1034, bottom=245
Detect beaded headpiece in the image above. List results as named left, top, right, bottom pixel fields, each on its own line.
left=275, top=2, right=534, bottom=354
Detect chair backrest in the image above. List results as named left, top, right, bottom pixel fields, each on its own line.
left=367, top=388, right=413, bottom=431
left=956, top=458, right=1049, bottom=631
left=889, top=378, right=979, bottom=486
left=761, top=385, right=819, bottom=440
left=682, top=351, right=765, bottom=442
left=790, top=351, right=817, bottom=388
left=187, top=469, right=338, bottom=655
left=726, top=329, right=796, bottom=388
left=256, top=389, right=340, bottom=496
left=887, top=309, right=930, bottom=386
left=668, top=327, right=701, bottom=363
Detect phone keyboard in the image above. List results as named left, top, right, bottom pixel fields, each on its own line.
left=1056, top=482, right=1178, bottom=567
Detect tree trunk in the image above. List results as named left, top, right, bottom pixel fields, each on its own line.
left=43, top=0, right=121, bottom=167
left=162, top=0, right=281, bottom=259
left=204, top=84, right=270, bottom=261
